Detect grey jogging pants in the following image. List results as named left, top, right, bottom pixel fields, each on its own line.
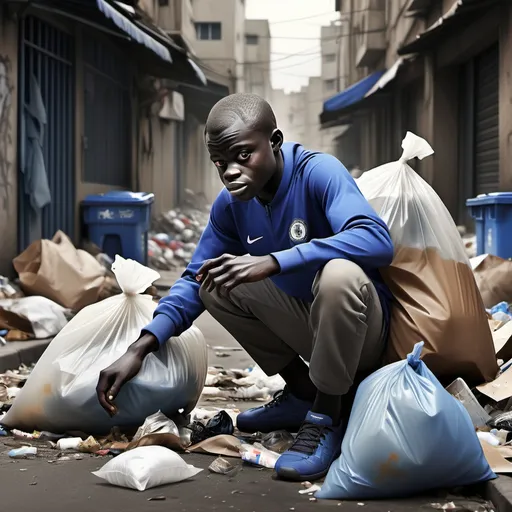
left=199, top=259, right=386, bottom=395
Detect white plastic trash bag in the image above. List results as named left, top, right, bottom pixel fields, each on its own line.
left=317, top=342, right=495, bottom=500
left=2, top=256, right=208, bottom=434
left=356, top=132, right=497, bottom=386
left=92, top=446, right=202, bottom=491
left=0, top=296, right=71, bottom=338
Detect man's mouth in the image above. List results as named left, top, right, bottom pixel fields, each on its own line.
left=227, top=182, right=249, bottom=196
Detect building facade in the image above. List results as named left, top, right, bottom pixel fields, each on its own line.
left=244, top=19, right=271, bottom=101
left=321, top=0, right=512, bottom=224
left=0, top=0, right=230, bottom=276
left=190, top=0, right=245, bottom=93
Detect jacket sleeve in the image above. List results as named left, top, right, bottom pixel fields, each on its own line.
left=143, top=195, right=244, bottom=344
left=271, top=154, right=393, bottom=275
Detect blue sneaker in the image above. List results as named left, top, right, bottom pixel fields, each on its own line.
left=275, top=411, right=343, bottom=481
left=236, top=387, right=312, bottom=434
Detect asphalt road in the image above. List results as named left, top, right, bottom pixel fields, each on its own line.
left=0, top=300, right=497, bottom=512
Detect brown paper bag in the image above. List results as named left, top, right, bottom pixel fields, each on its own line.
left=383, top=247, right=498, bottom=387
left=472, top=254, right=512, bottom=309
left=13, top=231, right=105, bottom=311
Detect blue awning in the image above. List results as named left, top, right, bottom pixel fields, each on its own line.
left=322, top=70, right=385, bottom=113
left=96, top=0, right=172, bottom=63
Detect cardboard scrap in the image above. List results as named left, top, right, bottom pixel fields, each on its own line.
left=477, top=366, right=512, bottom=402
left=493, top=321, right=512, bottom=361
left=481, top=439, right=512, bottom=474
left=188, top=435, right=242, bottom=458
left=497, top=445, right=512, bottom=459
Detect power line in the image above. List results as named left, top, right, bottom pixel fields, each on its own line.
left=269, top=6, right=387, bottom=26
left=259, top=27, right=387, bottom=40
left=268, top=11, right=335, bottom=24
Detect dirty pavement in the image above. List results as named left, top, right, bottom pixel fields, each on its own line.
left=0, top=179, right=510, bottom=510
left=0, top=310, right=496, bottom=512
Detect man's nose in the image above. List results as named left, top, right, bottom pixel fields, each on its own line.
left=223, top=164, right=242, bottom=182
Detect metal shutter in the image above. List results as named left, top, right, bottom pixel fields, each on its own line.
left=474, top=43, right=499, bottom=195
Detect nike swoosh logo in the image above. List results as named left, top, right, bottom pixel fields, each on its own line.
left=247, top=235, right=263, bottom=245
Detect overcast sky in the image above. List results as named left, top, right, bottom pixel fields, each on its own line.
left=245, top=0, right=338, bottom=93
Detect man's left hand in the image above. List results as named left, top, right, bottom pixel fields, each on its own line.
left=196, top=254, right=280, bottom=294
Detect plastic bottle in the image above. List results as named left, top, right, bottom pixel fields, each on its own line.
left=240, top=443, right=280, bottom=469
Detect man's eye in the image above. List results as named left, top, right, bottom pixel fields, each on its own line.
left=238, top=151, right=251, bottom=161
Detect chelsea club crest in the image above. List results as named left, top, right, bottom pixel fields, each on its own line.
left=289, top=219, right=308, bottom=243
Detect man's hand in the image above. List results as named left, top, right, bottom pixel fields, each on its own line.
left=196, top=254, right=280, bottom=294
left=96, top=333, right=159, bottom=416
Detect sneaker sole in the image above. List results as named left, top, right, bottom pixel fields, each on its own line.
left=236, top=424, right=303, bottom=434
left=275, top=466, right=329, bottom=482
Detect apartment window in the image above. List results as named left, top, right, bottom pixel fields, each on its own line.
left=195, top=22, right=222, bottom=40
left=325, top=79, right=336, bottom=91
left=245, top=34, right=259, bottom=45
left=324, top=53, right=336, bottom=63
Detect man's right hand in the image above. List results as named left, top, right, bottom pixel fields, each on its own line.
left=96, top=333, right=159, bottom=416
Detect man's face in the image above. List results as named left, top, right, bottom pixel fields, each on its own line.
left=206, top=118, right=277, bottom=201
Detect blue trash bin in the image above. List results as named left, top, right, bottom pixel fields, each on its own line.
left=466, top=193, right=512, bottom=259
left=82, top=191, right=154, bottom=265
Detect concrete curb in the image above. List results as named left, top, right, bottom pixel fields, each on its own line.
left=0, top=339, right=51, bottom=373
left=486, top=477, right=512, bottom=512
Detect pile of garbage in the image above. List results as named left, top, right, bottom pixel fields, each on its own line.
left=148, top=191, right=211, bottom=270
left=148, top=206, right=209, bottom=270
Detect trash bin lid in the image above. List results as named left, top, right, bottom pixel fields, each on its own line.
left=82, top=191, right=154, bottom=206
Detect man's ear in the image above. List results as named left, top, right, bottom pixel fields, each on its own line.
left=270, top=129, right=284, bottom=153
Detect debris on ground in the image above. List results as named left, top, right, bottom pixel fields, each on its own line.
left=208, top=456, right=240, bottom=476
left=201, top=365, right=286, bottom=402
left=92, top=445, right=203, bottom=491
left=148, top=191, right=210, bottom=269
left=189, top=410, right=234, bottom=445
left=240, top=442, right=280, bottom=469
left=299, top=484, right=321, bottom=495
left=260, top=430, right=295, bottom=454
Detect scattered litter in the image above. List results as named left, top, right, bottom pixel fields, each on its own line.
left=79, top=436, right=101, bottom=453
left=240, top=443, right=280, bottom=469
left=9, top=447, right=37, bottom=459
left=477, top=432, right=501, bottom=447
left=299, top=484, right=321, bottom=494
left=92, top=446, right=202, bottom=491
left=56, top=437, right=82, bottom=451
left=208, top=456, right=239, bottom=476
left=189, top=410, right=234, bottom=445
left=261, top=430, right=294, bottom=454
left=430, top=503, right=457, bottom=510
left=132, top=410, right=179, bottom=442
left=188, top=434, right=242, bottom=458
left=147, top=496, right=166, bottom=501
left=149, top=195, right=209, bottom=269
left=309, top=497, right=317, bottom=502
left=446, top=378, right=491, bottom=428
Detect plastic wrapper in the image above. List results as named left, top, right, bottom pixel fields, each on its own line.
left=317, top=342, right=495, bottom=500
left=2, top=256, right=208, bottom=434
left=189, top=410, right=234, bottom=445
left=356, top=132, right=497, bottom=386
left=92, top=446, right=202, bottom=491
left=261, top=430, right=294, bottom=454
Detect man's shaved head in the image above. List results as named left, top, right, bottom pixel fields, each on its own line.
left=206, top=93, right=277, bottom=138
left=204, top=93, right=284, bottom=203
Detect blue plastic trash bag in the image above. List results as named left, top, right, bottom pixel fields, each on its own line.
left=317, top=342, right=495, bottom=500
